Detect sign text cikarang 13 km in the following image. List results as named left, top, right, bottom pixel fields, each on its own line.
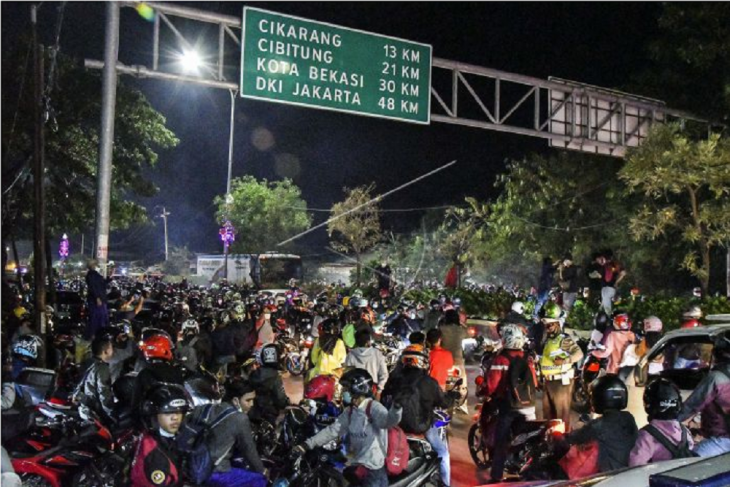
left=241, top=7, right=432, bottom=124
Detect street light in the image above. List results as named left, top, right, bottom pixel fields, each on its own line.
left=179, top=49, right=201, bottom=73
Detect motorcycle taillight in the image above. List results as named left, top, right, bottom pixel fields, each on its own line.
left=586, top=362, right=600, bottom=372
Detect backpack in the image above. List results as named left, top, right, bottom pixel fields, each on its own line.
left=175, top=337, right=199, bottom=370
left=356, top=400, right=410, bottom=476
left=392, top=375, right=430, bottom=434
left=644, top=424, right=698, bottom=459
left=507, top=354, right=536, bottom=409
left=175, top=404, right=238, bottom=485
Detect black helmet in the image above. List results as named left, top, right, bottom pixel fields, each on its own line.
left=260, top=343, right=280, bottom=368
left=712, top=335, right=730, bottom=364
left=142, top=383, right=191, bottom=416
left=340, top=368, right=374, bottom=398
left=589, top=374, right=628, bottom=414
left=429, top=299, right=440, bottom=310
left=643, top=378, right=682, bottom=420
left=319, top=318, right=340, bottom=336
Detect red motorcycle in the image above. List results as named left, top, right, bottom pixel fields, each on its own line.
left=7, top=401, right=135, bottom=487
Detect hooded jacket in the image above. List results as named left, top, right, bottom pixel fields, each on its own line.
left=344, top=347, right=389, bottom=391
left=73, top=357, right=115, bottom=421
left=629, top=419, right=695, bottom=466
left=567, top=410, right=639, bottom=472
left=305, top=398, right=402, bottom=470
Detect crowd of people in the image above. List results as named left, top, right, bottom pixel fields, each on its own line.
left=1, top=257, right=729, bottom=486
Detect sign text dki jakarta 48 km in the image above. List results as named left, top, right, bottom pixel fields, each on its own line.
left=241, top=7, right=432, bottom=124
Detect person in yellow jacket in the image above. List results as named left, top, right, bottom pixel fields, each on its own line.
left=307, top=318, right=347, bottom=382
left=539, top=303, right=583, bottom=431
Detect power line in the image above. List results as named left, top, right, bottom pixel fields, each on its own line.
left=285, top=204, right=464, bottom=213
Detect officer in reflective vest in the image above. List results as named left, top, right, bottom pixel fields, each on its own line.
left=539, top=303, right=583, bottom=431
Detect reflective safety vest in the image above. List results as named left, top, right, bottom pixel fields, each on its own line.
left=540, top=334, right=574, bottom=379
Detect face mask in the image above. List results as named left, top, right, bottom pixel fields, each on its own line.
left=409, top=312, right=416, bottom=320
left=342, top=391, right=353, bottom=405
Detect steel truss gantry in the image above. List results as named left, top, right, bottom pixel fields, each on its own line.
left=86, top=1, right=710, bottom=159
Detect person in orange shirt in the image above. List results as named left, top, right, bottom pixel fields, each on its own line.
left=426, top=328, right=454, bottom=390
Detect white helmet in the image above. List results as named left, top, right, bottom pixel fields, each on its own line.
left=501, top=324, right=526, bottom=350
left=682, top=306, right=702, bottom=319
left=643, top=316, right=663, bottom=333
left=511, top=301, right=525, bottom=315
left=181, top=319, right=200, bottom=335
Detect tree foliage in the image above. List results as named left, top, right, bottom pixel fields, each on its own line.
left=161, top=245, right=193, bottom=276
left=621, top=124, right=730, bottom=292
left=2, top=47, right=179, bottom=236
left=327, top=184, right=382, bottom=286
left=215, top=176, right=312, bottom=254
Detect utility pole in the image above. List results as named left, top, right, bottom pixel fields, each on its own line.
left=31, top=4, right=48, bottom=361
left=80, top=233, right=84, bottom=256
left=94, top=1, right=119, bottom=277
left=159, top=207, right=170, bottom=261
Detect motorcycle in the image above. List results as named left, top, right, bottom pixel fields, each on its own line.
left=374, top=333, right=406, bottom=373
left=7, top=402, right=133, bottom=487
left=445, top=367, right=467, bottom=413
left=276, top=319, right=309, bottom=376
left=467, top=398, right=565, bottom=476
left=571, top=349, right=607, bottom=414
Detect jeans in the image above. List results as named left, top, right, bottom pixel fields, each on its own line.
left=694, top=437, right=730, bottom=457
left=562, top=292, right=577, bottom=315
left=206, top=468, right=267, bottom=487
left=426, top=424, right=451, bottom=485
left=601, top=287, right=616, bottom=315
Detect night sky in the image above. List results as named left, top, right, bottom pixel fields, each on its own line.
left=2, top=2, right=662, bottom=262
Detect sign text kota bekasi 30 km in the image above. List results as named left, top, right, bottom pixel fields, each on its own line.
left=241, top=7, right=432, bottom=124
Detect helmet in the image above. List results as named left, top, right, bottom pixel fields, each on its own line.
left=683, top=306, right=702, bottom=319
left=453, top=297, right=462, bottom=308
left=594, top=311, right=610, bottom=332
left=643, top=378, right=682, bottom=420
left=140, top=334, right=173, bottom=361
left=401, top=344, right=429, bottom=369
left=681, top=319, right=701, bottom=329
left=319, top=318, right=340, bottom=336
left=260, top=343, right=280, bottom=368
left=589, top=374, right=628, bottom=414
left=429, top=299, right=440, bottom=310
left=352, top=289, right=363, bottom=300
left=370, top=300, right=380, bottom=310
left=13, top=306, right=29, bottom=319
left=303, top=375, right=337, bottom=402
left=340, top=368, right=374, bottom=398
left=12, top=335, right=43, bottom=360
left=231, top=302, right=246, bottom=319
left=643, top=316, right=663, bottom=333
left=613, top=313, right=632, bottom=331
left=142, top=383, right=191, bottom=415
left=358, top=298, right=369, bottom=308
left=501, top=324, right=526, bottom=350
left=511, top=301, right=525, bottom=315
left=181, top=319, right=200, bottom=335
left=543, top=302, right=562, bottom=321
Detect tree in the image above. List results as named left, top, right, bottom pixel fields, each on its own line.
left=161, top=245, right=193, bottom=277
left=2, top=47, right=179, bottom=237
left=328, top=185, right=382, bottom=286
left=214, top=176, right=312, bottom=254
left=620, top=124, right=730, bottom=294
left=436, top=197, right=489, bottom=287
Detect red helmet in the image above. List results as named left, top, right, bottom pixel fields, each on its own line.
left=613, top=313, right=632, bottom=331
left=681, top=319, right=702, bottom=329
left=140, top=334, right=173, bottom=361
left=304, top=375, right=336, bottom=402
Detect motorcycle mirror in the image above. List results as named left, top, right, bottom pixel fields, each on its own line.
left=454, top=378, right=464, bottom=387
left=579, top=413, right=591, bottom=424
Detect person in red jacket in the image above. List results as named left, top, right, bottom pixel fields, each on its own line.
left=480, top=324, right=537, bottom=483
left=130, top=384, right=190, bottom=487
left=426, top=328, right=454, bottom=390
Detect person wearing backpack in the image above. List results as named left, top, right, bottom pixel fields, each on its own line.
left=181, top=379, right=267, bottom=487
left=629, top=378, right=695, bottom=466
left=249, top=343, right=291, bottom=425
left=482, top=324, right=538, bottom=483
left=678, top=335, right=730, bottom=457
left=130, top=384, right=190, bottom=487
left=294, top=368, right=403, bottom=487
left=381, top=344, right=458, bottom=486
left=175, top=319, right=211, bottom=372
left=345, top=328, right=389, bottom=395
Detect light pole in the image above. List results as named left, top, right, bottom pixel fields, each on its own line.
left=158, top=207, right=170, bottom=261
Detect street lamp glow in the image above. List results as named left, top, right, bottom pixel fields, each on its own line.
left=180, top=50, right=201, bottom=72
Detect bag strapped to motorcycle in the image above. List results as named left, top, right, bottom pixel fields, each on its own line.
left=644, top=424, right=697, bottom=459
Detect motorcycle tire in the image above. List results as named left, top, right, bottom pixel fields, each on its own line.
left=468, top=423, right=491, bottom=470
left=286, top=354, right=305, bottom=376
left=18, top=474, right=54, bottom=487
left=571, top=381, right=589, bottom=414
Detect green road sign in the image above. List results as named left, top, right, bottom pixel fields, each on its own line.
left=241, top=7, right=432, bottom=124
